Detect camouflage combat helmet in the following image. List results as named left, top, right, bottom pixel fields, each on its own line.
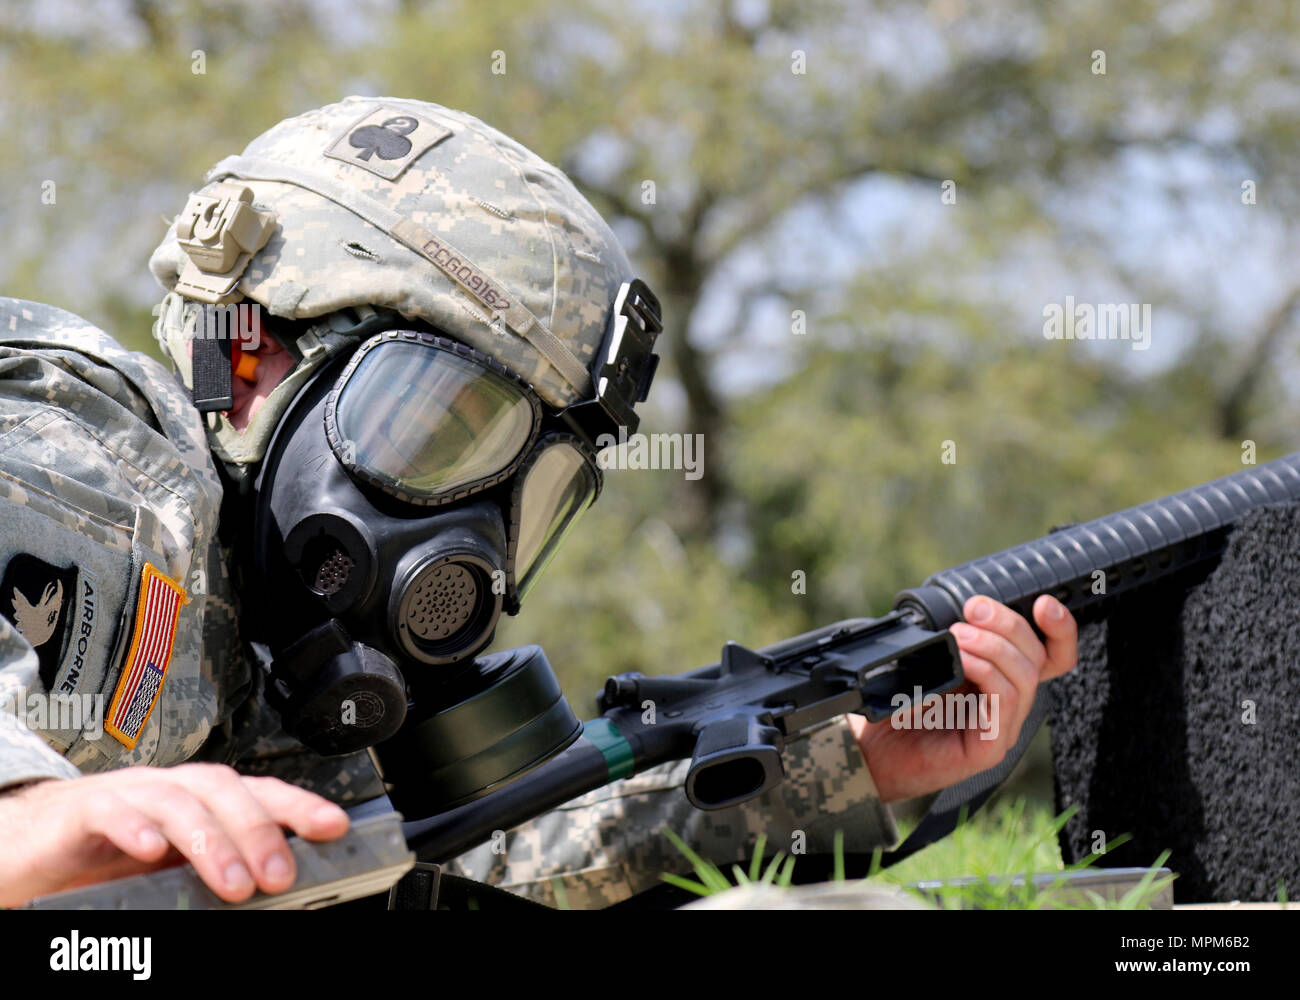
left=149, top=95, right=645, bottom=466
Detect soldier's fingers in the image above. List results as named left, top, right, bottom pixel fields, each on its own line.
left=77, top=788, right=170, bottom=864
left=116, top=783, right=257, bottom=903
left=955, top=651, right=1018, bottom=763
left=963, top=596, right=1048, bottom=675
left=238, top=775, right=350, bottom=842
left=175, top=764, right=298, bottom=895
left=950, top=621, right=1037, bottom=716
left=1032, top=594, right=1079, bottom=680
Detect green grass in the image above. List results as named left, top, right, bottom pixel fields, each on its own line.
left=660, top=829, right=799, bottom=895
left=660, top=797, right=1178, bottom=909
left=883, top=796, right=1069, bottom=883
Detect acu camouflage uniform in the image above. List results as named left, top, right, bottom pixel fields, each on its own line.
left=440, top=717, right=896, bottom=908
left=0, top=96, right=899, bottom=907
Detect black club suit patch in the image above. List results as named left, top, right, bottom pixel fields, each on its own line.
left=323, top=106, right=452, bottom=181
left=1, top=553, right=79, bottom=690
left=349, top=115, right=418, bottom=161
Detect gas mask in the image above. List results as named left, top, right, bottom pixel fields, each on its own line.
left=243, top=280, right=662, bottom=818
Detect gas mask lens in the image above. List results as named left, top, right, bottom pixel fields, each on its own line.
left=327, top=332, right=540, bottom=503
left=511, top=435, right=601, bottom=600
left=321, top=329, right=602, bottom=609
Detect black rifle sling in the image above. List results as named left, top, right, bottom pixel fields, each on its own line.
left=877, top=684, right=1051, bottom=867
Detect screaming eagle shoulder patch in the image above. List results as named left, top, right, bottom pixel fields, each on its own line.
left=323, top=106, right=452, bottom=180
left=105, top=563, right=188, bottom=750
left=0, top=553, right=79, bottom=690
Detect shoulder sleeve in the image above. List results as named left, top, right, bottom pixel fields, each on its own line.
left=0, top=298, right=247, bottom=779
left=441, top=715, right=898, bottom=908
left=0, top=615, right=82, bottom=788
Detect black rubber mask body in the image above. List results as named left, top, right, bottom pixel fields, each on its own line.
left=251, top=358, right=507, bottom=754
left=224, top=279, right=665, bottom=814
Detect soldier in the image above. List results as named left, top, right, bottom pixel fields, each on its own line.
left=0, top=97, right=1078, bottom=909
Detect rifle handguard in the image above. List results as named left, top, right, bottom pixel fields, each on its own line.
left=895, top=452, right=1300, bottom=631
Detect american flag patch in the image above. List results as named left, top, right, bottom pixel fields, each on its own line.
left=105, top=563, right=187, bottom=749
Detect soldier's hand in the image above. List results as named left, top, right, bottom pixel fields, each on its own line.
left=849, top=594, right=1078, bottom=803
left=0, top=763, right=349, bottom=907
